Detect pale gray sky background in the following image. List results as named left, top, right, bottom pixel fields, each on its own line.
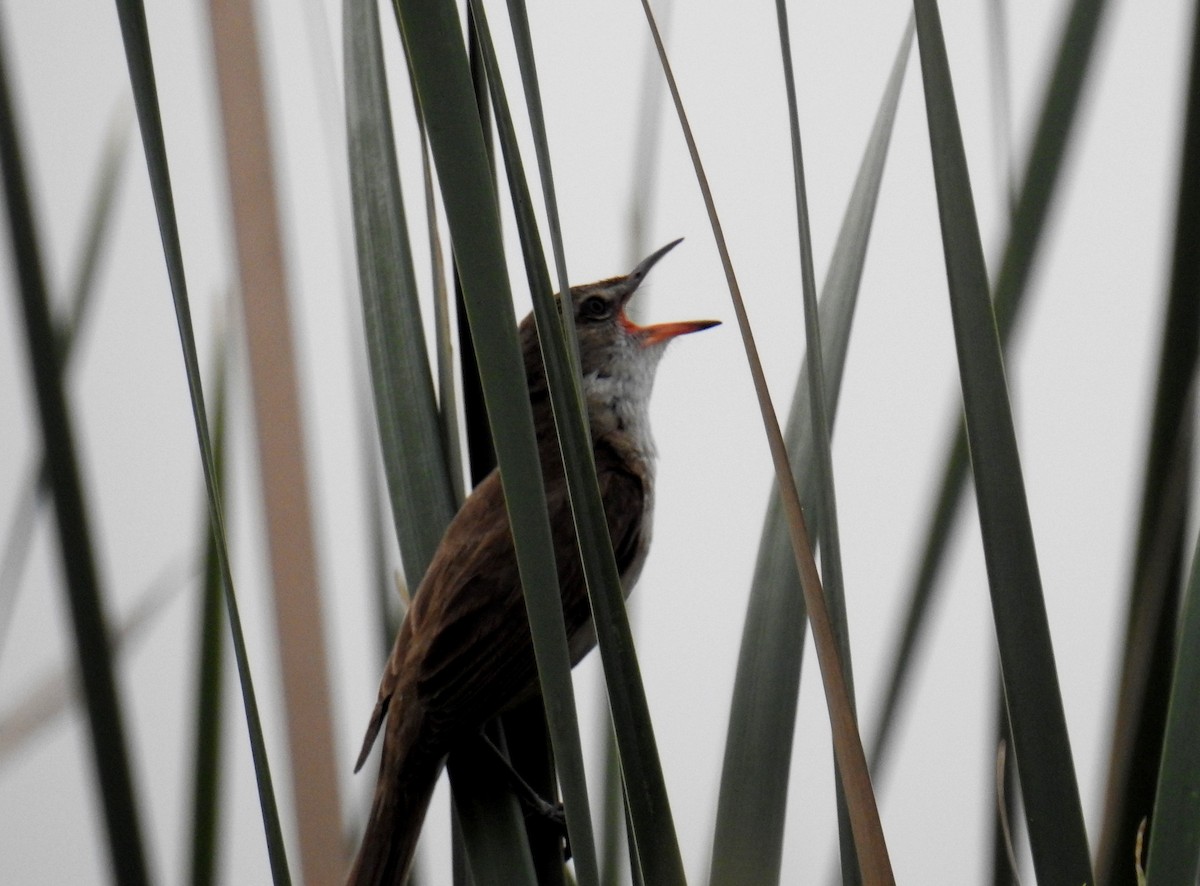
left=0, top=0, right=1194, bottom=882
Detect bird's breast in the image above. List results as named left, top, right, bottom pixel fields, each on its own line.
left=584, top=372, right=658, bottom=462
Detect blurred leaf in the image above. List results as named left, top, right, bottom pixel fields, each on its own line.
left=457, top=15, right=500, bottom=884
left=345, top=0, right=457, bottom=577
left=867, top=0, right=1111, bottom=782
left=771, top=1, right=866, bottom=882
left=503, top=0, right=579, bottom=372
left=0, top=104, right=129, bottom=661
left=606, top=2, right=674, bottom=875
left=911, top=2, right=1092, bottom=882
left=984, top=0, right=1017, bottom=214
left=989, top=673, right=1020, bottom=886
left=206, top=0, right=343, bottom=878
left=623, top=0, right=672, bottom=281
left=710, top=21, right=912, bottom=886
left=361, top=390, right=399, bottom=654
left=422, top=131, right=466, bottom=508
left=110, top=0, right=291, bottom=879
left=188, top=330, right=229, bottom=886
left=0, top=20, right=150, bottom=885
left=598, top=724, right=624, bottom=886
left=639, top=0, right=894, bottom=880
left=1097, top=5, right=1200, bottom=884
left=59, top=104, right=131, bottom=349
left=1145, top=521, right=1200, bottom=884
left=455, top=6, right=499, bottom=495
left=992, top=732, right=1022, bottom=886
left=0, top=560, right=191, bottom=766
left=986, top=6, right=1020, bottom=875
left=0, top=473, right=38, bottom=665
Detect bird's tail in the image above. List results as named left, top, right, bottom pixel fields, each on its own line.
left=346, top=704, right=443, bottom=886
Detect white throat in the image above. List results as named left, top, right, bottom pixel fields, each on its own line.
left=581, top=339, right=665, bottom=464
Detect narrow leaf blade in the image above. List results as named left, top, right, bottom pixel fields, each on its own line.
left=638, top=0, right=894, bottom=880
left=345, top=0, right=458, bottom=576
left=1096, top=0, right=1200, bottom=876
left=709, top=21, right=912, bottom=886
left=206, top=0, right=345, bottom=877
left=1141, top=8, right=1200, bottom=883
left=467, top=5, right=607, bottom=882
left=110, top=0, right=292, bottom=878
left=1145, top=525, right=1200, bottom=884
left=346, top=0, right=535, bottom=875
left=866, top=0, right=1111, bottom=784
left=0, top=21, right=150, bottom=885
left=912, top=2, right=1093, bottom=881
left=189, top=334, right=229, bottom=886
left=0, top=105, right=129, bottom=655
left=391, top=2, right=593, bottom=881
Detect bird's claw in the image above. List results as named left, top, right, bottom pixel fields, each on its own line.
left=520, top=798, right=571, bottom=861
left=479, top=733, right=573, bottom=860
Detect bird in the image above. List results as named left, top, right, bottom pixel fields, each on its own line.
left=346, top=240, right=718, bottom=885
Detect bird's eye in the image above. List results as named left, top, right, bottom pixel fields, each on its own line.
left=579, top=296, right=610, bottom=321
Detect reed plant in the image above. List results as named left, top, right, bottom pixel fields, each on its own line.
left=0, top=1, right=1196, bottom=884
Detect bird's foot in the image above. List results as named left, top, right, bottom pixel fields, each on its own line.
left=479, top=734, right=572, bottom=860
left=518, top=796, right=572, bottom=861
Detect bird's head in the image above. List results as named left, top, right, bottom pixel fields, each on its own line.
left=518, top=239, right=719, bottom=446
left=564, top=239, right=720, bottom=384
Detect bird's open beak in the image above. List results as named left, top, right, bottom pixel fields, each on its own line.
left=618, top=239, right=721, bottom=345
left=635, top=318, right=721, bottom=346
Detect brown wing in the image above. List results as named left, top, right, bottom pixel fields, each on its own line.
left=356, top=439, right=647, bottom=765
left=594, top=440, right=647, bottom=580
left=416, top=441, right=645, bottom=736
left=353, top=470, right=512, bottom=771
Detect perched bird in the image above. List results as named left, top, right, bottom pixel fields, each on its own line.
left=347, top=241, right=718, bottom=885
